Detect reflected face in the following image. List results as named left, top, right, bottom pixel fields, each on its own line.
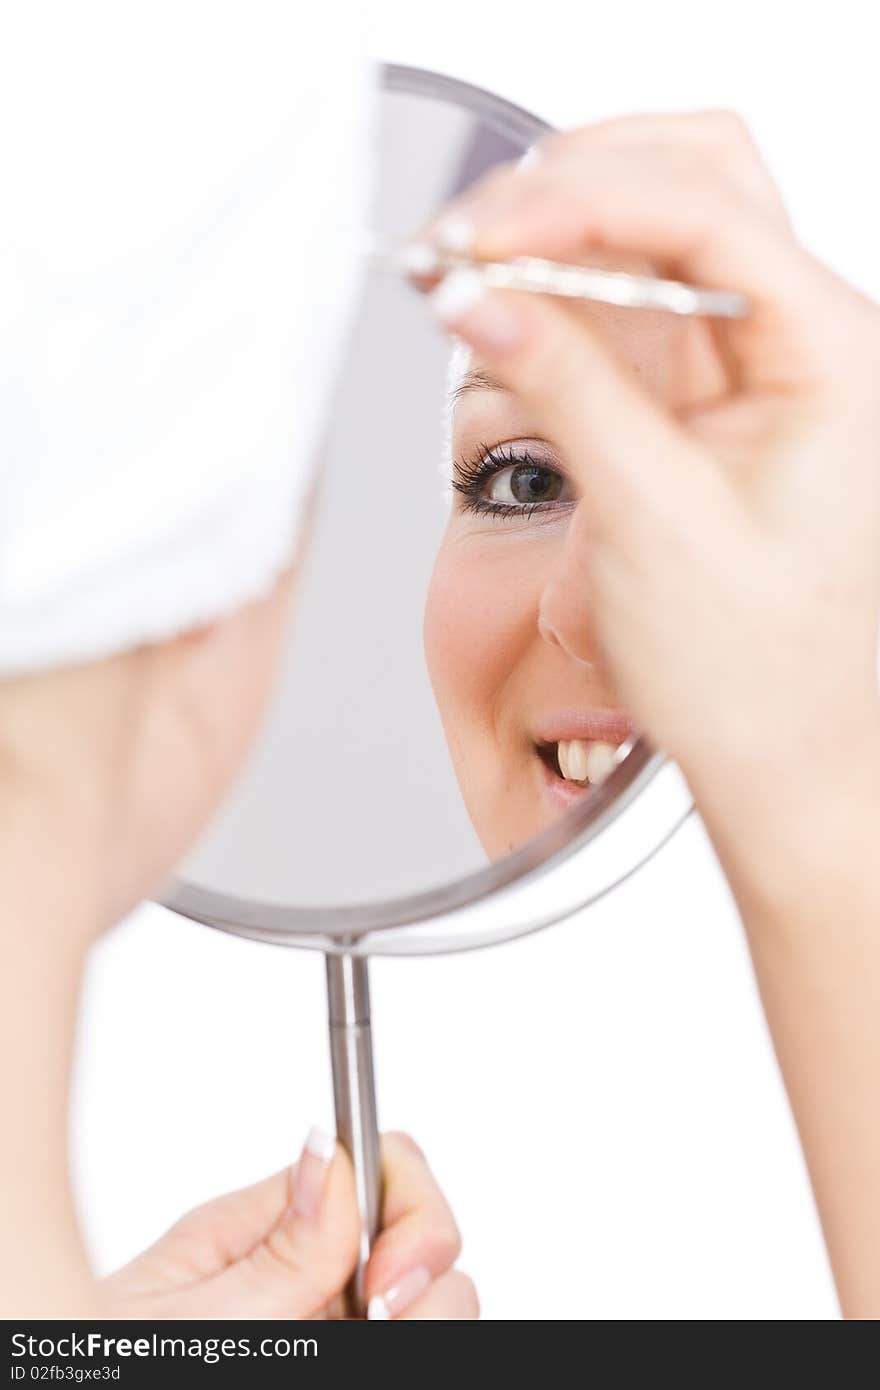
left=424, top=299, right=688, bottom=859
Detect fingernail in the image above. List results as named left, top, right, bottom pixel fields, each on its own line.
left=430, top=268, right=529, bottom=356
left=289, top=1125, right=335, bottom=1222
left=430, top=266, right=487, bottom=322
left=367, top=1264, right=432, bottom=1320
left=399, top=241, right=441, bottom=278
left=434, top=215, right=475, bottom=254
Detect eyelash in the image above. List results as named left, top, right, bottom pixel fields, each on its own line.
left=452, top=443, right=568, bottom=520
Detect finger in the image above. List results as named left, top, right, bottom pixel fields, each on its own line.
left=173, top=1127, right=360, bottom=1319
left=430, top=270, right=729, bottom=550
left=457, top=146, right=805, bottom=302
left=227, top=1128, right=360, bottom=1318
left=364, top=1132, right=462, bottom=1319
left=536, top=112, right=793, bottom=390
left=107, top=1166, right=295, bottom=1299
left=437, top=112, right=791, bottom=260
left=396, top=1269, right=480, bottom=1322
left=425, top=147, right=846, bottom=392
left=534, top=109, right=792, bottom=225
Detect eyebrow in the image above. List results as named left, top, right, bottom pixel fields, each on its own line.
left=449, top=368, right=508, bottom=404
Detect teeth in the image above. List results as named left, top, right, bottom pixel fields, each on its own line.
left=556, top=739, right=572, bottom=781
left=556, top=738, right=620, bottom=785
left=568, top=738, right=590, bottom=781
left=585, top=741, right=618, bottom=785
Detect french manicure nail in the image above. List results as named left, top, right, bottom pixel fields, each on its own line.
left=430, top=266, right=487, bottom=323
left=289, top=1125, right=335, bottom=1222
left=431, top=268, right=529, bottom=356
left=399, top=241, right=441, bottom=277
left=434, top=215, right=475, bottom=254
left=367, top=1264, right=432, bottom=1320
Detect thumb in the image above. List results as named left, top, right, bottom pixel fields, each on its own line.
left=430, top=268, right=726, bottom=548
left=165, top=1128, right=360, bottom=1319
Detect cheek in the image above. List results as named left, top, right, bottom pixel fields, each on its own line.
left=424, top=540, right=532, bottom=742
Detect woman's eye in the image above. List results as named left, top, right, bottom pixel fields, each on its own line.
left=485, top=462, right=567, bottom=507
left=451, top=445, right=573, bottom=518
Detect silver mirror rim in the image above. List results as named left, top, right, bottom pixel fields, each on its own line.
left=161, top=63, right=695, bottom=956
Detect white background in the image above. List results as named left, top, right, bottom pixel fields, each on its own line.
left=71, top=0, right=879, bottom=1319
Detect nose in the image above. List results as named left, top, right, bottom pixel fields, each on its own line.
left=537, top=503, right=602, bottom=668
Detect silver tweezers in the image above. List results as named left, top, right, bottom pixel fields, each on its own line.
left=367, top=235, right=749, bottom=319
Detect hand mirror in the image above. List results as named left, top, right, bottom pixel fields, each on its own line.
left=165, top=63, right=694, bottom=1314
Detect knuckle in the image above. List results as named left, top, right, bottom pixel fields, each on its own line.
left=531, top=128, right=575, bottom=160
left=261, top=1220, right=310, bottom=1277
left=477, top=156, right=532, bottom=199
left=442, top=1221, right=463, bottom=1265
left=455, top=1271, right=481, bottom=1319
left=425, top=1218, right=463, bottom=1270
left=700, top=106, right=753, bottom=146
left=382, top=1129, right=425, bottom=1162
left=695, top=111, right=790, bottom=219
left=241, top=1234, right=321, bottom=1313
left=162, top=1195, right=225, bottom=1247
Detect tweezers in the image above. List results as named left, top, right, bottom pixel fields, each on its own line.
left=366, top=234, right=749, bottom=320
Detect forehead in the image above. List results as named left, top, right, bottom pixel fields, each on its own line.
left=449, top=303, right=680, bottom=437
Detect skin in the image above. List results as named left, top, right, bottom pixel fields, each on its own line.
left=420, top=110, right=880, bottom=1316
left=0, top=569, right=477, bottom=1319
left=425, top=290, right=690, bottom=858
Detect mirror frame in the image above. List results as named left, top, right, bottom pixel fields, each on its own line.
left=162, top=62, right=695, bottom=956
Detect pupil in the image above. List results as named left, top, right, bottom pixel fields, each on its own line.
left=510, top=464, right=561, bottom=504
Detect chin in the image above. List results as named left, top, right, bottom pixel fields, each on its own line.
left=470, top=808, right=536, bottom=863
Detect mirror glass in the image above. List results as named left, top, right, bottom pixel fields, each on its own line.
left=178, top=69, right=655, bottom=914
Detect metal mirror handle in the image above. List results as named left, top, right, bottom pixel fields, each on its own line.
left=326, top=953, right=382, bottom=1317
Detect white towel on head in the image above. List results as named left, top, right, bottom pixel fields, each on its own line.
left=0, top=2, right=375, bottom=675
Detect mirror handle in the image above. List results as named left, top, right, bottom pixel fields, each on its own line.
left=326, top=953, right=382, bottom=1317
